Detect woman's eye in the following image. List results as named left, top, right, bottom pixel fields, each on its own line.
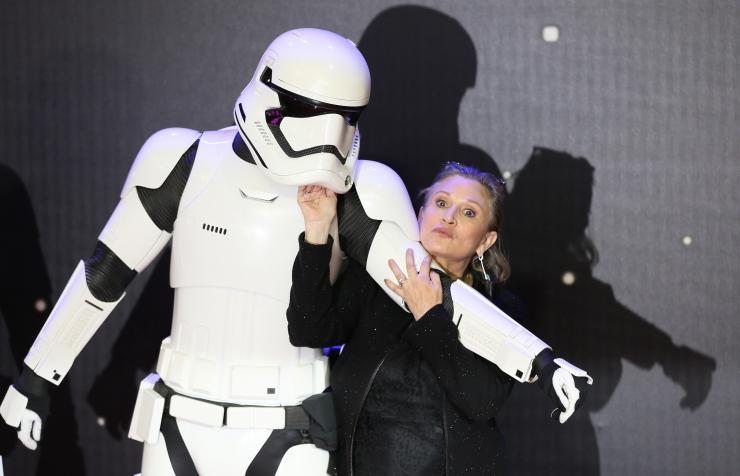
left=435, top=199, right=446, bottom=208
left=463, top=209, right=476, bottom=218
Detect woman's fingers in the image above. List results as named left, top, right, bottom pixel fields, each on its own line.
left=383, top=278, right=404, bottom=297
left=388, top=259, right=406, bottom=283
left=299, top=185, right=329, bottom=197
left=298, top=185, right=314, bottom=202
left=405, top=248, right=417, bottom=277
left=387, top=252, right=443, bottom=321
left=396, top=250, right=435, bottom=283
left=418, top=254, right=432, bottom=278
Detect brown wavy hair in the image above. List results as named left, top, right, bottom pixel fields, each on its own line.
left=419, top=162, right=511, bottom=285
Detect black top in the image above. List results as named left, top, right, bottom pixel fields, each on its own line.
left=354, top=337, right=446, bottom=476
left=287, top=234, right=523, bottom=475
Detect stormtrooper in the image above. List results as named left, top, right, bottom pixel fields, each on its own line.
left=1, top=29, right=591, bottom=475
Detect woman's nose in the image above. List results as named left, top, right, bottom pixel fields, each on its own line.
left=442, top=208, right=456, bottom=224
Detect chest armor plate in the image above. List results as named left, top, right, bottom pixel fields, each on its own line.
left=161, top=130, right=342, bottom=404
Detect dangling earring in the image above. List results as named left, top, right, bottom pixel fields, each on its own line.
left=478, top=252, right=495, bottom=298
left=478, top=253, right=491, bottom=282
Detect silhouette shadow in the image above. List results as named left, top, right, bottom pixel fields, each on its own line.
left=358, top=5, right=502, bottom=204
left=497, top=147, right=717, bottom=475
left=0, top=163, right=86, bottom=474
left=1, top=42, right=145, bottom=474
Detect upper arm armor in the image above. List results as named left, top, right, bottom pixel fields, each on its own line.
left=336, top=159, right=419, bottom=267
left=99, top=128, right=200, bottom=271
left=352, top=160, right=419, bottom=241
left=120, top=128, right=201, bottom=197
left=14, top=129, right=200, bottom=387
left=341, top=160, right=424, bottom=308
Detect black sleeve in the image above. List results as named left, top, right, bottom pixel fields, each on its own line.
left=402, top=304, right=514, bottom=422
left=286, top=233, right=375, bottom=348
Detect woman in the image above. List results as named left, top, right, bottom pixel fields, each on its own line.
left=287, top=163, right=520, bottom=475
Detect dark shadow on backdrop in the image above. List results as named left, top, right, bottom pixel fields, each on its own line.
left=497, top=147, right=717, bottom=475
left=358, top=5, right=503, bottom=204
left=1, top=42, right=145, bottom=474
left=0, top=163, right=86, bottom=475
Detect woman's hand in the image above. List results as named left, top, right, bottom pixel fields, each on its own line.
left=384, top=249, right=443, bottom=321
left=297, top=185, right=337, bottom=244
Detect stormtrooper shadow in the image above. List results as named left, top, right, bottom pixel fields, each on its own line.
left=497, top=147, right=717, bottom=475
left=358, top=5, right=504, bottom=202
left=0, top=163, right=86, bottom=475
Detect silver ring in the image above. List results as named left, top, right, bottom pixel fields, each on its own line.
left=398, top=278, right=407, bottom=286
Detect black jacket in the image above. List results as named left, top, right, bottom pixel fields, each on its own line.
left=287, top=235, right=521, bottom=475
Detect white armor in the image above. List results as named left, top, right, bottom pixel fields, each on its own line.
left=450, top=280, right=548, bottom=382
left=3, top=28, right=366, bottom=475
left=12, top=128, right=196, bottom=391
left=234, top=28, right=369, bottom=193
left=155, top=128, right=333, bottom=406
left=130, top=127, right=339, bottom=474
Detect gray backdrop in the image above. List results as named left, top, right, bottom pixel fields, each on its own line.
left=1, top=0, right=737, bottom=475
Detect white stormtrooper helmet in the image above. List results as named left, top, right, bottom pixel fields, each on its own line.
left=234, top=28, right=371, bottom=193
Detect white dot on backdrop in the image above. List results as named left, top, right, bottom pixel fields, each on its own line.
left=34, top=299, right=48, bottom=313
left=502, top=170, right=512, bottom=180
left=543, top=25, right=560, bottom=43
left=682, top=235, right=693, bottom=246
left=97, top=417, right=106, bottom=427
left=562, top=271, right=576, bottom=286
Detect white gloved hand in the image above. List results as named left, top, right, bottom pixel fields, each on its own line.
left=17, top=409, right=43, bottom=450
left=552, top=368, right=580, bottom=423
left=1, top=368, right=52, bottom=448
left=533, top=352, right=593, bottom=424
left=550, top=357, right=593, bottom=423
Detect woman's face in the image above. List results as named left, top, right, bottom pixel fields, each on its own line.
left=419, top=175, right=498, bottom=277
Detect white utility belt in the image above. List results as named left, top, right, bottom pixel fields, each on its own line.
left=155, top=380, right=310, bottom=430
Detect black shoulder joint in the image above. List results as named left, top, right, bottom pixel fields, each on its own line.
left=137, top=138, right=199, bottom=232
left=336, top=186, right=381, bottom=266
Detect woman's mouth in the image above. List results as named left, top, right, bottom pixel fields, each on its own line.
left=432, top=227, right=452, bottom=238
